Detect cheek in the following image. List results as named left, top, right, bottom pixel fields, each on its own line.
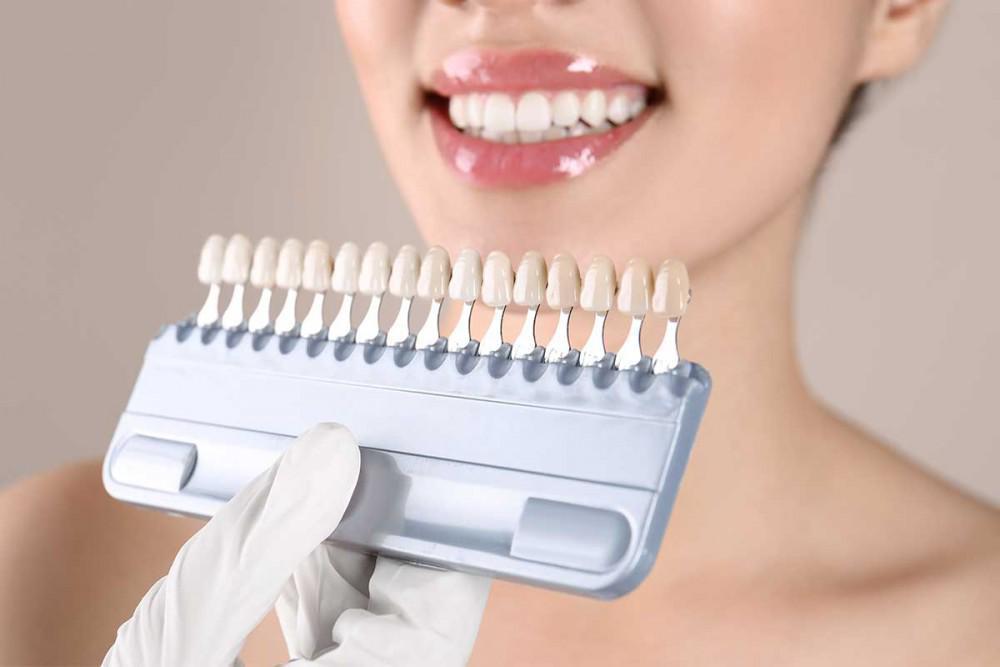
left=635, top=0, right=872, bottom=258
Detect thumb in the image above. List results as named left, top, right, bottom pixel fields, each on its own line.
left=104, top=423, right=361, bottom=667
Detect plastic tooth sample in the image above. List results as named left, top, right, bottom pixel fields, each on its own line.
left=511, top=251, right=547, bottom=360
left=543, top=253, right=581, bottom=363
left=355, top=242, right=392, bottom=345
left=446, top=248, right=483, bottom=353
left=273, top=238, right=305, bottom=336
left=478, top=251, right=514, bottom=357
left=247, top=237, right=278, bottom=334
left=195, top=234, right=227, bottom=327
left=613, top=258, right=654, bottom=370
left=652, top=258, right=691, bottom=373
left=578, top=255, right=617, bottom=367
left=327, top=242, right=361, bottom=342
left=298, top=240, right=332, bottom=338
left=385, top=245, right=421, bottom=347
left=414, top=246, right=452, bottom=350
left=219, top=234, right=253, bottom=330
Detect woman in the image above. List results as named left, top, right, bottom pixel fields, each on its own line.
left=2, top=0, right=998, bottom=664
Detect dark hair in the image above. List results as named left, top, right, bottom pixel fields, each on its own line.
left=831, top=85, right=869, bottom=145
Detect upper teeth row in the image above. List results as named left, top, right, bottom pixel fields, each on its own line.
left=448, top=89, right=647, bottom=141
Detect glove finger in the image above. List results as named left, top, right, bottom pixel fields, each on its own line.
left=104, top=423, right=360, bottom=667
left=275, top=543, right=375, bottom=660
left=312, top=557, right=491, bottom=667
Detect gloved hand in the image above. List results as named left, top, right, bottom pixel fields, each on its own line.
left=103, top=423, right=492, bottom=667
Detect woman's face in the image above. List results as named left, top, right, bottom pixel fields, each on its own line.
left=335, top=1, right=922, bottom=266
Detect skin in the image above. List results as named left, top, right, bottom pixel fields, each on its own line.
left=1, top=0, right=998, bottom=664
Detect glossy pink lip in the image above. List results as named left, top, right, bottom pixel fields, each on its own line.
left=431, top=48, right=645, bottom=96
left=428, top=49, right=655, bottom=188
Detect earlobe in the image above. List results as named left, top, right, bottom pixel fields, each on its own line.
left=856, top=0, right=949, bottom=82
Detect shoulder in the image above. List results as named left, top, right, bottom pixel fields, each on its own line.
left=0, top=460, right=200, bottom=664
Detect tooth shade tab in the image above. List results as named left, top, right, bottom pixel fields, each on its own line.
left=221, top=234, right=252, bottom=285
left=197, top=234, right=226, bottom=286
left=545, top=253, right=581, bottom=310
left=302, top=240, right=332, bottom=293
left=331, top=242, right=361, bottom=294
left=481, top=251, right=514, bottom=308
left=653, top=259, right=691, bottom=319
left=389, top=245, right=420, bottom=299
left=250, top=237, right=278, bottom=289
left=617, top=258, right=653, bottom=316
left=513, top=251, right=547, bottom=307
left=275, top=238, right=305, bottom=290
left=448, top=248, right=483, bottom=303
left=580, top=256, right=617, bottom=313
left=359, top=242, right=391, bottom=297
left=417, top=246, right=451, bottom=301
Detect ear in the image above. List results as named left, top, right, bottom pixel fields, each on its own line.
left=857, top=0, right=950, bottom=82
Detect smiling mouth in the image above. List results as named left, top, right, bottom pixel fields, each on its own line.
left=425, top=49, right=662, bottom=188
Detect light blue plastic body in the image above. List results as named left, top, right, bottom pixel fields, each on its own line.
left=102, top=323, right=711, bottom=599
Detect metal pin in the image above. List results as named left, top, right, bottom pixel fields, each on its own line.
left=478, top=251, right=514, bottom=356
left=511, top=251, right=547, bottom=360
left=299, top=240, right=332, bottom=338
left=415, top=246, right=451, bottom=350
left=613, top=258, right=653, bottom=370
left=195, top=234, right=226, bottom=327
left=355, top=242, right=391, bottom=344
left=386, top=245, right=420, bottom=347
left=543, top=253, right=580, bottom=363
left=220, top=234, right=253, bottom=330
left=273, top=238, right=304, bottom=336
left=247, top=237, right=278, bottom=333
left=578, top=256, right=617, bottom=367
left=652, top=259, right=691, bottom=373
left=446, top=248, right=483, bottom=352
left=327, top=242, right=360, bottom=341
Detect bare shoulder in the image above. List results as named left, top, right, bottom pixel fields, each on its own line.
left=0, top=459, right=200, bottom=665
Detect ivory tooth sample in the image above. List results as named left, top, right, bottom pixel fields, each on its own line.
left=327, top=242, right=361, bottom=341
left=195, top=234, right=227, bottom=327
left=578, top=255, right=617, bottom=367
left=299, top=240, right=332, bottom=338
left=613, top=258, right=653, bottom=370
left=543, top=253, right=581, bottom=363
left=247, top=237, right=278, bottom=333
left=385, top=245, right=421, bottom=347
left=355, top=242, right=392, bottom=344
left=220, top=234, right=253, bottom=330
left=273, top=238, right=304, bottom=335
left=478, top=251, right=514, bottom=356
left=414, top=246, right=451, bottom=350
left=652, top=259, right=691, bottom=373
left=511, top=251, right=547, bottom=360
left=446, top=248, right=483, bottom=352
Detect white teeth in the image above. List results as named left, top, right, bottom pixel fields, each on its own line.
left=483, top=93, right=516, bottom=135
left=580, top=90, right=607, bottom=127
left=607, top=93, right=631, bottom=125
left=543, top=126, right=568, bottom=141
left=448, top=96, right=467, bottom=129
left=450, top=88, right=646, bottom=143
left=552, top=91, right=581, bottom=127
left=466, top=94, right=485, bottom=129
left=516, top=92, right=551, bottom=133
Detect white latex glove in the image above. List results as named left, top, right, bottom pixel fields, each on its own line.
left=104, top=423, right=491, bottom=667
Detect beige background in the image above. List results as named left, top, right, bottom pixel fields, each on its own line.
left=0, top=2, right=997, bottom=504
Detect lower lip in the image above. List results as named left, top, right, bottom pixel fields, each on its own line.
left=429, top=104, right=650, bottom=188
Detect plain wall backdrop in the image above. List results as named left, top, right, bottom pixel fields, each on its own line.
left=0, top=2, right=997, bottom=503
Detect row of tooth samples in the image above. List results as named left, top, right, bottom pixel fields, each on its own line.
left=448, top=87, right=647, bottom=143
left=195, top=236, right=691, bottom=373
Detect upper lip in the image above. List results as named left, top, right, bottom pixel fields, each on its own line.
left=428, top=48, right=657, bottom=96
